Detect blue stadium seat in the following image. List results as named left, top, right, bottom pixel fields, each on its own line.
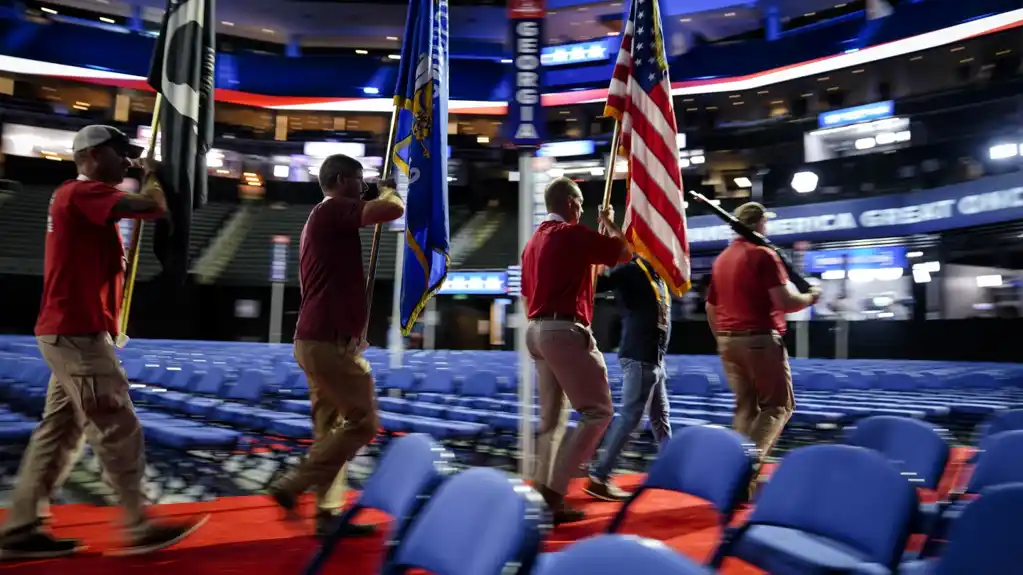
left=711, top=444, right=918, bottom=574
left=975, top=409, right=1023, bottom=454
left=920, top=430, right=1023, bottom=553
left=536, top=534, right=712, bottom=575
left=904, top=483, right=1023, bottom=575
left=607, top=425, right=756, bottom=533
left=844, top=416, right=950, bottom=490
left=381, top=468, right=548, bottom=575
left=303, top=433, right=456, bottom=575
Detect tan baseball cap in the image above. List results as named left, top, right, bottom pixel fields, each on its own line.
left=735, top=202, right=770, bottom=227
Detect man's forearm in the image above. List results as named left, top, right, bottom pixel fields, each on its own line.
left=784, top=290, right=815, bottom=312
left=706, top=304, right=718, bottom=335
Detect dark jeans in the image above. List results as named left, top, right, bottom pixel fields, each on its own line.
left=592, top=357, right=672, bottom=482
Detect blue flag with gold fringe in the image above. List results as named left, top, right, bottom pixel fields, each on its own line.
left=393, top=0, right=450, bottom=336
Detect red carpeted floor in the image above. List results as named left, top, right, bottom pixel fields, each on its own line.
left=0, top=447, right=972, bottom=574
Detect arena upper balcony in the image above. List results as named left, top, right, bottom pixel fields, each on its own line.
left=0, top=0, right=1020, bottom=111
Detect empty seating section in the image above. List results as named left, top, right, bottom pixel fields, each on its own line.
left=134, top=201, right=237, bottom=280
left=0, top=182, right=236, bottom=279
left=219, top=204, right=396, bottom=285
left=460, top=213, right=518, bottom=269
left=217, top=203, right=475, bottom=285
left=0, top=335, right=1019, bottom=477
left=1, top=334, right=1022, bottom=572
left=0, top=185, right=51, bottom=274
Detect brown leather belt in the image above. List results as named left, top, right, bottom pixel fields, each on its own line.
left=716, top=329, right=777, bottom=337
left=530, top=314, right=588, bottom=326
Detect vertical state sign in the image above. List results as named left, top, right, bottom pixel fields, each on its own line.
left=508, top=0, right=545, bottom=147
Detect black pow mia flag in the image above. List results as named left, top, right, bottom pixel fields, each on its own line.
left=147, top=0, right=216, bottom=285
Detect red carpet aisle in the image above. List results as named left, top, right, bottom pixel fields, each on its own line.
left=0, top=447, right=972, bottom=574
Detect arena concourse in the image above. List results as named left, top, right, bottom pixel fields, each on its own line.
left=0, top=0, right=1022, bottom=573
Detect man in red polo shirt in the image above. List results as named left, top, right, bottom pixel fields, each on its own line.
left=268, top=154, right=404, bottom=538
left=706, top=202, right=819, bottom=498
left=521, top=177, right=630, bottom=524
left=1, top=125, right=208, bottom=560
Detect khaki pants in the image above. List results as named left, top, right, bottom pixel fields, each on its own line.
left=3, top=333, right=147, bottom=536
left=273, top=339, right=378, bottom=505
left=718, top=332, right=795, bottom=466
left=527, top=320, right=613, bottom=495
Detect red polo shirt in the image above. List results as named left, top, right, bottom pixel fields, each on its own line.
left=521, top=219, right=623, bottom=326
left=294, top=196, right=367, bottom=342
left=707, top=238, right=789, bottom=334
left=36, top=179, right=128, bottom=336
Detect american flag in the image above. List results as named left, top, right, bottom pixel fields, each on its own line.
left=605, top=0, right=691, bottom=295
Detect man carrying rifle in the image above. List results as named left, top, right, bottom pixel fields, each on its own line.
left=706, top=202, right=819, bottom=499
left=268, top=154, right=404, bottom=537
left=0, top=126, right=208, bottom=560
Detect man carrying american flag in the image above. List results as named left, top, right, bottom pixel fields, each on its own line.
left=603, top=0, right=691, bottom=297
left=585, top=0, right=689, bottom=497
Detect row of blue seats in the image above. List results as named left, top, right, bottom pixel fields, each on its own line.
left=1, top=350, right=1019, bottom=454
left=0, top=336, right=1021, bottom=456
left=3, top=336, right=1023, bottom=393
left=308, top=422, right=1023, bottom=575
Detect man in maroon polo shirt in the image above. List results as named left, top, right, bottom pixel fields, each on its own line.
left=268, top=154, right=404, bottom=538
left=1, top=125, right=208, bottom=560
left=706, top=202, right=819, bottom=498
left=521, top=177, right=630, bottom=524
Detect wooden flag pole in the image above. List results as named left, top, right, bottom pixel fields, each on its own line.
left=118, top=94, right=163, bottom=338
left=362, top=104, right=402, bottom=339
left=600, top=121, right=622, bottom=212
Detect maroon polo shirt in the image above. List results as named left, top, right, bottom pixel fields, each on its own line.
left=521, top=219, right=622, bottom=326
left=294, top=196, right=366, bottom=342
left=36, top=179, right=128, bottom=337
left=707, top=238, right=789, bottom=334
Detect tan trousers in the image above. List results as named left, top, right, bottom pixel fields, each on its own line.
left=718, top=332, right=795, bottom=466
left=526, top=320, right=613, bottom=495
left=273, top=339, right=378, bottom=505
left=3, top=333, right=147, bottom=536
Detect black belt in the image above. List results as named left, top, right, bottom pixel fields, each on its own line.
left=716, top=329, right=777, bottom=337
left=530, top=314, right=587, bottom=326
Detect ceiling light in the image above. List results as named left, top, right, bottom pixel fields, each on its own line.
left=221, top=21, right=234, bottom=26
left=854, top=137, right=876, bottom=150
left=477, top=136, right=490, bottom=144
left=355, top=49, right=368, bottom=55
left=261, top=28, right=274, bottom=34
left=99, top=16, right=114, bottom=24
left=386, top=36, right=399, bottom=41
left=362, top=87, right=379, bottom=95
left=500, top=58, right=512, bottom=64
left=791, top=171, right=818, bottom=193
left=734, top=177, right=752, bottom=188
left=41, top=7, right=57, bottom=14
left=989, top=143, right=1019, bottom=160
left=387, top=54, right=400, bottom=60
left=976, top=274, right=1002, bottom=287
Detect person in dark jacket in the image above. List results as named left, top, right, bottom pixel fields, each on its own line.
left=585, top=255, right=672, bottom=501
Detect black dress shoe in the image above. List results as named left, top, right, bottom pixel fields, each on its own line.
left=536, top=485, right=587, bottom=525
left=0, top=531, right=83, bottom=561
left=315, top=512, right=377, bottom=539
left=267, top=487, right=300, bottom=522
